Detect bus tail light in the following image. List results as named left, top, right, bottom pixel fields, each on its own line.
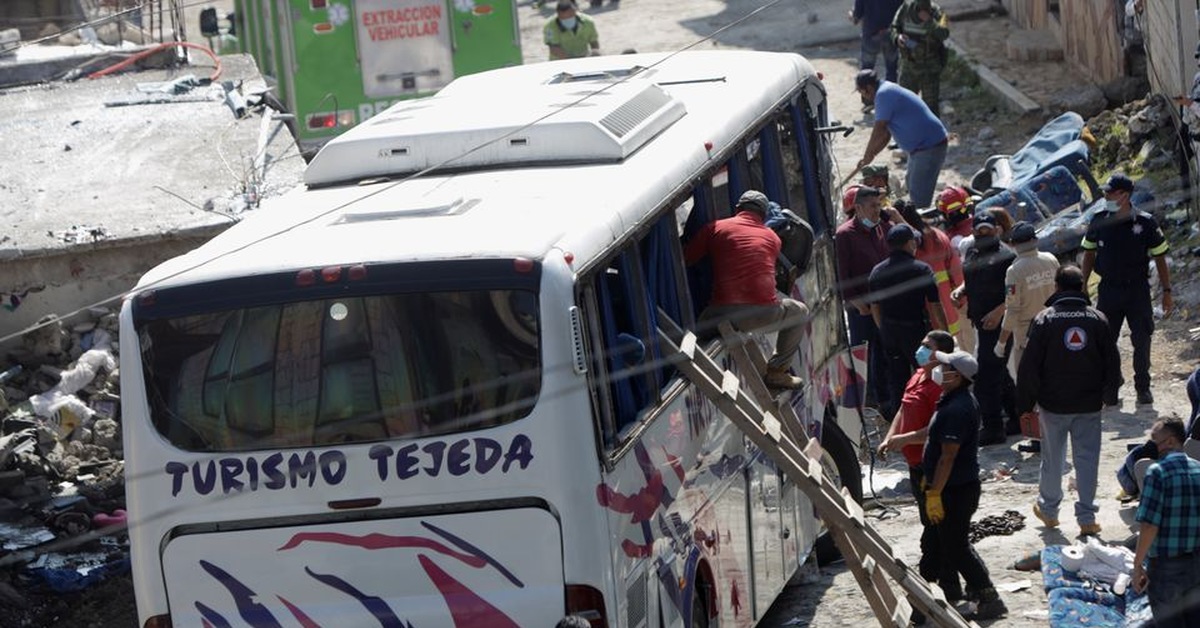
left=143, top=616, right=172, bottom=628
left=321, top=266, right=342, bottom=283
left=565, top=584, right=608, bottom=627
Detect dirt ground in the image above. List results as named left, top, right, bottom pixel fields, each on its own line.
left=13, top=2, right=1198, bottom=627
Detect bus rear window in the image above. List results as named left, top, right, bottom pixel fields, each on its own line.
left=139, top=290, right=540, bottom=452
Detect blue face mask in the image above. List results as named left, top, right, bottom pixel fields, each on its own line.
left=914, top=345, right=933, bottom=366
left=560, top=16, right=577, bottom=29
left=860, top=217, right=878, bottom=229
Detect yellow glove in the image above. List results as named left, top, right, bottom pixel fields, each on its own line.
left=925, top=490, right=945, bottom=524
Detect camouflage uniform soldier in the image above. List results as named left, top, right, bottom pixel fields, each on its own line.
left=891, top=0, right=949, bottom=117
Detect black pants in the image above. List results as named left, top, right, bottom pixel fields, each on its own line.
left=910, top=466, right=963, bottom=600
left=1097, top=281, right=1154, bottom=394
left=881, top=319, right=929, bottom=420
left=974, top=325, right=1017, bottom=432
left=934, top=481, right=994, bottom=598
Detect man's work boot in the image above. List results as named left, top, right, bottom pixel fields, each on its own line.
left=1033, top=503, right=1059, bottom=528
left=1137, top=389, right=1154, bottom=406
left=764, top=367, right=802, bottom=390
left=1079, top=522, right=1102, bottom=537
left=969, top=588, right=1008, bottom=620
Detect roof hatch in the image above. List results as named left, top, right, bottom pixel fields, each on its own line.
left=303, top=76, right=686, bottom=187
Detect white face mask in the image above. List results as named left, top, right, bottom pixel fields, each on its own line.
left=1105, top=199, right=1119, bottom=212
left=931, top=365, right=945, bottom=386
left=560, top=16, right=577, bottom=28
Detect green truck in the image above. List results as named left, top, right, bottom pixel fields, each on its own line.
left=234, top=0, right=522, bottom=156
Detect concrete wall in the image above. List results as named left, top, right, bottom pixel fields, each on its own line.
left=1, top=232, right=220, bottom=349
left=1143, top=0, right=1198, bottom=98
left=1140, top=1, right=1199, bottom=219
left=0, top=1, right=82, bottom=40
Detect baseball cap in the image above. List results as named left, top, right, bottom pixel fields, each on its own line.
left=1101, top=173, right=1135, bottom=194
left=854, top=69, right=879, bottom=91
left=861, top=164, right=888, bottom=180
left=1010, top=221, right=1037, bottom=243
left=886, top=223, right=916, bottom=246
left=972, top=212, right=997, bottom=230
left=854, top=185, right=882, bottom=203
left=934, top=350, right=978, bottom=381
left=736, top=190, right=770, bottom=214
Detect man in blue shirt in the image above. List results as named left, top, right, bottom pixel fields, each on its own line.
left=1133, top=417, right=1200, bottom=628
left=854, top=69, right=948, bottom=210
left=849, top=0, right=904, bottom=84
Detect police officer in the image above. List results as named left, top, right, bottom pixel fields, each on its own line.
left=869, top=224, right=948, bottom=419
left=1081, top=173, right=1173, bottom=406
left=891, top=0, right=950, bottom=117
left=997, top=222, right=1059, bottom=380
left=952, top=212, right=1018, bottom=445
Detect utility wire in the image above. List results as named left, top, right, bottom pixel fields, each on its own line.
left=0, top=0, right=790, bottom=348
left=5, top=0, right=864, bottom=556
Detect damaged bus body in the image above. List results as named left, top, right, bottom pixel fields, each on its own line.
left=121, top=50, right=866, bottom=627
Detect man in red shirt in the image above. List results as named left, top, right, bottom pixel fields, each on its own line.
left=836, top=186, right=895, bottom=415
left=685, top=190, right=809, bottom=389
left=879, top=329, right=956, bottom=608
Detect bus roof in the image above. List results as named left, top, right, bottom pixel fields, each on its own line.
left=135, top=50, right=821, bottom=291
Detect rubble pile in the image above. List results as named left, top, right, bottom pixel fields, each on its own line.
left=0, top=309, right=133, bottom=624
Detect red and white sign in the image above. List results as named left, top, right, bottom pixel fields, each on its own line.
left=355, top=0, right=454, bottom=97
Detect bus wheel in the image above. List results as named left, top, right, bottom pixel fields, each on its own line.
left=813, top=417, right=863, bottom=565
left=690, top=582, right=710, bottom=628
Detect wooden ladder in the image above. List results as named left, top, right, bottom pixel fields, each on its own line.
left=656, top=320, right=978, bottom=628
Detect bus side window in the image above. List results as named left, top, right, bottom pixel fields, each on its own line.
left=640, top=209, right=693, bottom=386
left=593, top=248, right=661, bottom=437
left=776, top=112, right=807, bottom=219
left=709, top=165, right=734, bottom=220
left=786, top=101, right=831, bottom=235
left=682, top=184, right=714, bottom=319
left=754, top=123, right=788, bottom=209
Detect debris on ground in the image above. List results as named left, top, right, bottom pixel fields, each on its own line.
left=0, top=306, right=129, bottom=625
left=968, top=510, right=1026, bottom=543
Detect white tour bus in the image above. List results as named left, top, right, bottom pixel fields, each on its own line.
left=121, top=50, right=867, bottom=628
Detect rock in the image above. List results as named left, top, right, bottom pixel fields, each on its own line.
left=91, top=418, right=120, bottom=453
left=1102, top=75, right=1150, bottom=107
left=1049, top=84, right=1107, bottom=119
left=978, top=126, right=996, bottom=141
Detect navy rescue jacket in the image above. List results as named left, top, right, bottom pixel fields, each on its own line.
left=1016, top=290, right=1121, bottom=415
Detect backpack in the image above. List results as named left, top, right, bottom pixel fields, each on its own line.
left=766, top=205, right=814, bottom=293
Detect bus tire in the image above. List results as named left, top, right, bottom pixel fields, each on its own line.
left=813, top=418, right=863, bottom=565
left=690, top=578, right=710, bottom=628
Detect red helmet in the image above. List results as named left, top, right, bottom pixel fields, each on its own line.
left=937, top=186, right=973, bottom=223
left=841, top=186, right=859, bottom=214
